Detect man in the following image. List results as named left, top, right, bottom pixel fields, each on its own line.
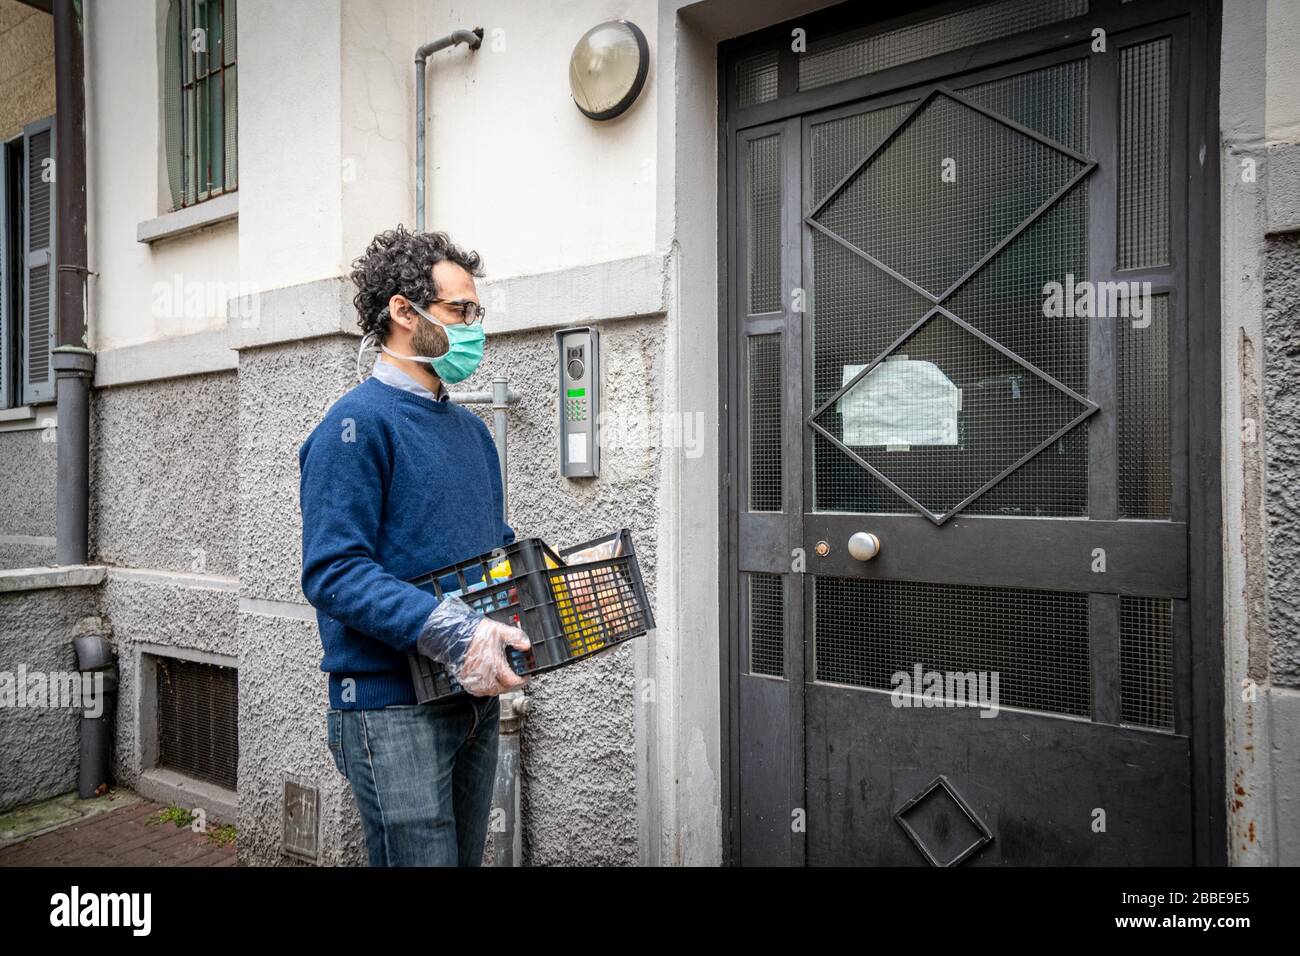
left=298, top=226, right=530, bottom=867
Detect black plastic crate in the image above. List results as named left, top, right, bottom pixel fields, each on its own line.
left=406, top=529, right=654, bottom=702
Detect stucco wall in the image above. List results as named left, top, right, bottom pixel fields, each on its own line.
left=1263, top=232, right=1300, bottom=686
left=464, top=318, right=664, bottom=865
left=0, top=428, right=56, bottom=569
left=0, top=586, right=101, bottom=811
left=90, top=373, right=240, bottom=577
left=235, top=335, right=365, bottom=866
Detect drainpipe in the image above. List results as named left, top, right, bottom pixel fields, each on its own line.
left=52, top=0, right=93, bottom=567
left=491, top=691, right=529, bottom=866
left=72, top=618, right=117, bottom=798
left=414, top=27, right=482, bottom=231
left=448, top=376, right=521, bottom=521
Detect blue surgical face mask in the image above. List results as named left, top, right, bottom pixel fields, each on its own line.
left=404, top=300, right=485, bottom=385
left=356, top=300, right=486, bottom=386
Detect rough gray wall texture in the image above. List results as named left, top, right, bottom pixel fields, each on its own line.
left=1263, top=233, right=1300, bottom=686
left=238, top=339, right=358, bottom=605
left=0, top=586, right=100, bottom=810
left=236, top=337, right=367, bottom=865
left=0, top=542, right=54, bottom=569
left=91, top=373, right=239, bottom=577
left=238, top=611, right=362, bottom=866
left=0, top=428, right=57, bottom=570
left=465, top=318, right=663, bottom=865
left=97, top=575, right=239, bottom=789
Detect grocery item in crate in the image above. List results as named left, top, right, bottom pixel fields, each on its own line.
left=405, top=530, right=654, bottom=702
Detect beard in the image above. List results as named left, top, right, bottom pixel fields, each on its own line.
left=410, top=316, right=449, bottom=361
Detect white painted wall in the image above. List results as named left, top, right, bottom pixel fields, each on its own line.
left=85, top=0, right=664, bottom=352
left=1265, top=0, right=1300, bottom=143
left=415, top=0, right=659, bottom=278
left=85, top=0, right=240, bottom=351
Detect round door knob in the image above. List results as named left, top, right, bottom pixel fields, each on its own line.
left=848, top=532, right=880, bottom=562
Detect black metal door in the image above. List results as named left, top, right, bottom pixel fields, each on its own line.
left=723, top=0, right=1223, bottom=865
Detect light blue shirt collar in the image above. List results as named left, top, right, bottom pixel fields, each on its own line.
left=371, top=357, right=449, bottom=403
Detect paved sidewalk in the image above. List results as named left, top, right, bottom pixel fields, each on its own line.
left=0, top=796, right=236, bottom=867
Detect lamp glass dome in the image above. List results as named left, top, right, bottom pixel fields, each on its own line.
left=568, top=20, right=648, bottom=120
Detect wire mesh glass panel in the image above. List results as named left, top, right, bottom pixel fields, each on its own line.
left=749, top=573, right=785, bottom=677
left=737, top=49, right=779, bottom=107
left=809, top=63, right=1093, bottom=519
left=810, top=229, right=932, bottom=513
left=813, top=311, right=1091, bottom=521
left=810, top=101, right=917, bottom=208
left=947, top=191, right=1091, bottom=517
left=1118, top=293, right=1170, bottom=518
left=1118, top=38, right=1170, bottom=269
left=798, top=0, right=1088, bottom=92
left=957, top=58, right=1089, bottom=156
left=1120, top=597, right=1173, bottom=730
left=814, top=576, right=1090, bottom=717
left=813, top=92, right=1087, bottom=299
left=748, top=334, right=783, bottom=512
left=747, top=135, right=782, bottom=313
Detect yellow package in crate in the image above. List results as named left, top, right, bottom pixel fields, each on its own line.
left=485, top=554, right=608, bottom=656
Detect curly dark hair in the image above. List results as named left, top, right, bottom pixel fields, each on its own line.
left=349, top=225, right=485, bottom=342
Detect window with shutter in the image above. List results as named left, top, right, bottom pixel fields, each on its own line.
left=21, top=117, right=55, bottom=406
left=165, top=0, right=238, bottom=210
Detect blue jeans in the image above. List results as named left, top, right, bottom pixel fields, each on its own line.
left=326, top=694, right=501, bottom=866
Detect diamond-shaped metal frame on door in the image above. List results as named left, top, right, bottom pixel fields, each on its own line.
left=805, top=86, right=1100, bottom=525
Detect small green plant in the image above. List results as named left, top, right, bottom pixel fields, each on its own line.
left=148, top=805, right=196, bottom=828
left=204, top=823, right=237, bottom=847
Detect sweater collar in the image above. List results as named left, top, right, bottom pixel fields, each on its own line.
left=370, top=357, right=449, bottom=403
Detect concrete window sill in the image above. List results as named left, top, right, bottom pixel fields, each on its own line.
left=0, top=565, right=106, bottom=593
left=137, top=192, right=238, bottom=244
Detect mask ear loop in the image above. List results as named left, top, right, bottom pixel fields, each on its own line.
left=356, top=331, right=378, bottom=383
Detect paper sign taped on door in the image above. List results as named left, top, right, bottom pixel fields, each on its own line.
left=837, top=358, right=960, bottom=446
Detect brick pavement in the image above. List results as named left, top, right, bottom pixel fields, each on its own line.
left=0, top=799, right=236, bottom=867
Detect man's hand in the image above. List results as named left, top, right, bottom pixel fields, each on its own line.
left=451, top=617, right=531, bottom=696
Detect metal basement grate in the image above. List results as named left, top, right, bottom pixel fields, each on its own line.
left=1119, top=597, right=1174, bottom=730
left=814, top=576, right=1090, bottom=718
left=156, top=657, right=238, bottom=790
left=748, top=573, right=784, bottom=678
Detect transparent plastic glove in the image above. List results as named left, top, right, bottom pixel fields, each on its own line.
left=452, top=616, right=531, bottom=696
left=416, top=595, right=530, bottom=696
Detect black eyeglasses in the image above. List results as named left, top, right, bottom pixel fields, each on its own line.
left=426, top=298, right=486, bottom=326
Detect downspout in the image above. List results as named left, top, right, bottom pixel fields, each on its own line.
left=414, top=27, right=482, bottom=231
left=51, top=0, right=93, bottom=567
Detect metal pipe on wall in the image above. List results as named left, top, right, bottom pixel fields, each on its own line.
left=52, top=0, right=94, bottom=567
left=448, top=376, right=520, bottom=524
left=414, top=28, right=482, bottom=231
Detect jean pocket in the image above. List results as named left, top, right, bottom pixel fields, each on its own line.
left=326, top=709, right=346, bottom=777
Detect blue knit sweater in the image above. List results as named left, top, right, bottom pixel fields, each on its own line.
left=298, top=374, right=513, bottom=709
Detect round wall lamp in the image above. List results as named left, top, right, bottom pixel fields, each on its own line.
left=568, top=20, right=649, bottom=121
